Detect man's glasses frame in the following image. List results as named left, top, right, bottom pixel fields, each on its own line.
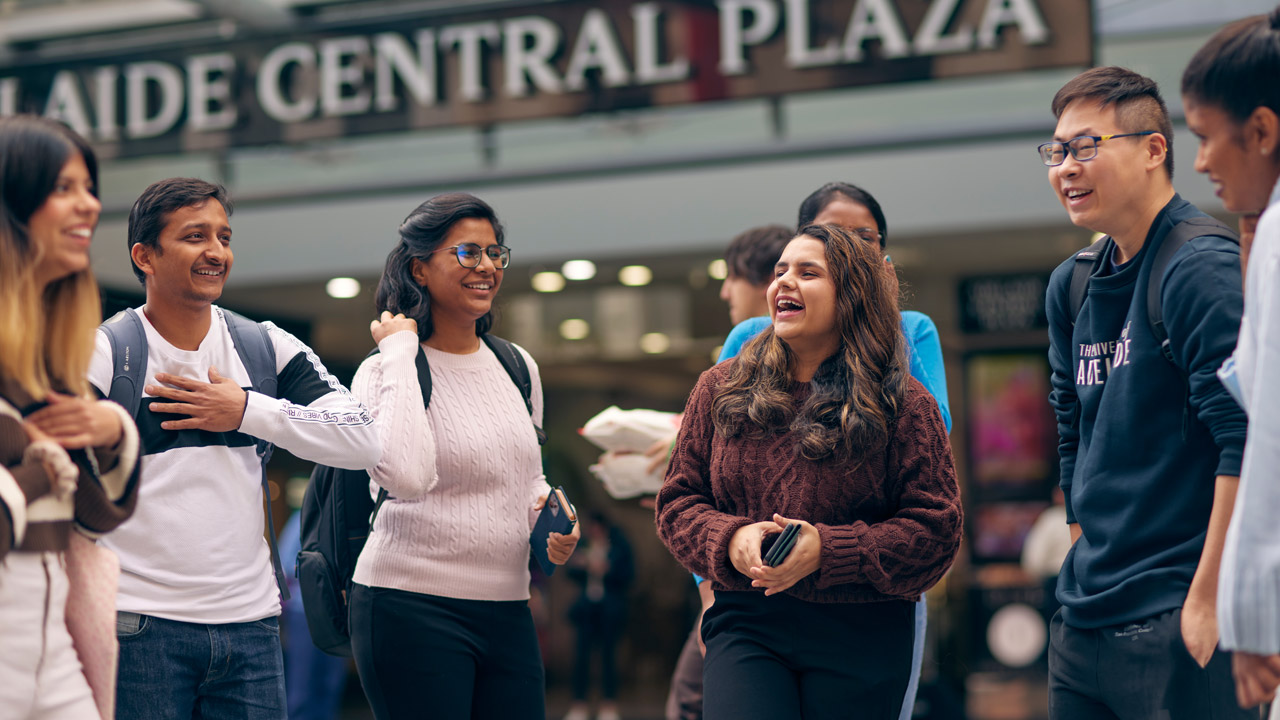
left=431, top=243, right=511, bottom=269
left=1037, top=131, right=1157, bottom=167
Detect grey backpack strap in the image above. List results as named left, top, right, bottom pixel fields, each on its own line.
left=221, top=309, right=289, bottom=601
left=100, top=309, right=149, bottom=418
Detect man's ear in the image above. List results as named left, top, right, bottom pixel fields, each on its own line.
left=1145, top=132, right=1170, bottom=173
left=411, top=257, right=429, bottom=286
left=130, top=242, right=155, bottom=280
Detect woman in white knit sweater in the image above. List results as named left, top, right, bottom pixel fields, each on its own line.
left=348, top=192, right=579, bottom=720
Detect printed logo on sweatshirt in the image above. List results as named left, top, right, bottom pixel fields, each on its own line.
left=1076, top=322, right=1134, bottom=387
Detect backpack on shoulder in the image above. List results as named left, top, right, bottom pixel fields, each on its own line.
left=100, top=307, right=290, bottom=599
left=296, top=333, right=545, bottom=657
left=1066, top=216, right=1239, bottom=433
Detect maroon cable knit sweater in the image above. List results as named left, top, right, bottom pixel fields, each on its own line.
left=655, top=361, right=962, bottom=604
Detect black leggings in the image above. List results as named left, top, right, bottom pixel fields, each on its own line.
left=700, top=591, right=913, bottom=720
left=350, top=584, right=545, bottom=720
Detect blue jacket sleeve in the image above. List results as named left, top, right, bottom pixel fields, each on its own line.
left=1045, top=261, right=1081, bottom=524
left=719, top=317, right=772, bottom=363
left=1162, top=237, right=1246, bottom=477
left=902, top=312, right=951, bottom=433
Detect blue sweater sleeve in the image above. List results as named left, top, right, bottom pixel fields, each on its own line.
left=719, top=317, right=772, bottom=363
left=1045, top=259, right=1081, bottom=524
left=1162, top=238, right=1247, bottom=476
left=902, top=312, right=951, bottom=433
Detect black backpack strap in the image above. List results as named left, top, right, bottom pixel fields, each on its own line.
left=1147, top=216, right=1240, bottom=366
left=100, top=308, right=149, bottom=418
left=221, top=309, right=289, bottom=602
left=481, top=335, right=547, bottom=446
left=1068, top=236, right=1110, bottom=325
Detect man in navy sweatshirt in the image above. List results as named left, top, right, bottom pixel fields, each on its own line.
left=1042, top=67, right=1250, bottom=719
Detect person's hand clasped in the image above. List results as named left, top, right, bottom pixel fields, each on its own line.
left=733, top=513, right=821, bottom=596
left=534, top=494, right=582, bottom=565
left=370, top=311, right=417, bottom=344
left=147, top=367, right=248, bottom=432
left=1232, top=651, right=1280, bottom=708
left=26, top=392, right=123, bottom=449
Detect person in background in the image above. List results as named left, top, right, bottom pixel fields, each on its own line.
left=348, top=192, right=579, bottom=720
left=656, top=224, right=962, bottom=720
left=564, top=512, right=635, bottom=720
left=1042, top=66, right=1249, bottom=719
left=0, top=114, right=141, bottom=719
left=1181, top=6, right=1280, bottom=712
left=278, top=506, right=348, bottom=720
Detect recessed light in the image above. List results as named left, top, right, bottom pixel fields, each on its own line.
left=707, top=259, right=727, bottom=280
left=532, top=271, right=566, bottom=293
left=560, top=318, right=590, bottom=340
left=326, top=277, right=361, bottom=299
left=562, top=260, right=597, bottom=281
left=640, top=332, right=670, bottom=354
left=618, top=265, right=652, bottom=287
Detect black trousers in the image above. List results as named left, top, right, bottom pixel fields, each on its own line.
left=700, top=591, right=913, bottom=720
left=350, top=584, right=545, bottom=720
left=1049, top=607, right=1256, bottom=720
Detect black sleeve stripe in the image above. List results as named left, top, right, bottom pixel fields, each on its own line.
left=136, top=396, right=257, bottom=456
left=276, top=353, right=336, bottom=408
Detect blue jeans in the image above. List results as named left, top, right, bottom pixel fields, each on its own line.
left=115, top=612, right=286, bottom=720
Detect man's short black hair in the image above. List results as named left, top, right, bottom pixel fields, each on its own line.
left=723, top=224, right=795, bottom=287
left=1051, top=66, right=1176, bottom=179
left=127, top=177, right=232, bottom=285
left=1181, top=8, right=1280, bottom=124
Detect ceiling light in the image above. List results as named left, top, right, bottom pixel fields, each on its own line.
left=618, top=265, right=652, bottom=287
left=562, top=259, right=597, bottom=281
left=707, top=259, right=727, bottom=280
left=325, top=277, right=361, bottom=299
left=560, top=318, right=590, bottom=340
left=531, top=271, right=566, bottom=293
left=640, top=332, right=670, bottom=354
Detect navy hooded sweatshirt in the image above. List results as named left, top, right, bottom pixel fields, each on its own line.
left=1045, top=194, right=1246, bottom=629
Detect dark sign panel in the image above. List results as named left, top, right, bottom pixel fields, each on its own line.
left=958, top=272, right=1051, bottom=334
left=0, top=0, right=1093, bottom=156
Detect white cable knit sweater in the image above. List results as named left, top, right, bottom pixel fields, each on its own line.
left=351, top=330, right=550, bottom=601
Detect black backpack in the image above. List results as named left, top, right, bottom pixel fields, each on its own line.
left=100, top=307, right=290, bottom=600
left=297, top=333, right=546, bottom=657
left=1066, top=216, right=1239, bottom=433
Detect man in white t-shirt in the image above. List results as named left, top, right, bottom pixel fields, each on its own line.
left=90, top=177, right=379, bottom=719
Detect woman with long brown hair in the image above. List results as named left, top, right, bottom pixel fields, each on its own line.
left=655, top=224, right=962, bottom=720
left=0, top=115, right=140, bottom=718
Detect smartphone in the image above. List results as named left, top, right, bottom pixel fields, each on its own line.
left=763, top=522, right=799, bottom=567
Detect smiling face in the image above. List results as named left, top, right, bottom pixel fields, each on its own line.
left=28, top=153, right=100, bottom=288
left=1184, top=99, right=1279, bottom=214
left=768, top=236, right=839, bottom=360
left=412, top=217, right=503, bottom=327
left=1049, top=100, right=1167, bottom=237
left=132, top=199, right=233, bottom=309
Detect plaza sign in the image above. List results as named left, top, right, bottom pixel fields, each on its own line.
left=0, top=0, right=1091, bottom=157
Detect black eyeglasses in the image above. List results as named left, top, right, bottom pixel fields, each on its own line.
left=1038, top=131, right=1157, bottom=166
left=432, top=243, right=511, bottom=269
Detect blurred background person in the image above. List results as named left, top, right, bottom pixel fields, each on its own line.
left=563, top=512, right=635, bottom=720
left=0, top=114, right=141, bottom=719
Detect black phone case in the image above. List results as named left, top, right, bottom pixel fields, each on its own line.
left=764, top=523, right=799, bottom=567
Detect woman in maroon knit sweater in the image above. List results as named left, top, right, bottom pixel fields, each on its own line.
left=655, top=224, right=962, bottom=720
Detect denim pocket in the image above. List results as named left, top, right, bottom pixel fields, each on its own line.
left=253, top=616, right=280, bottom=634
left=116, top=611, right=148, bottom=637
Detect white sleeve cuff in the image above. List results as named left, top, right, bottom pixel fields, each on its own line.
left=89, top=401, right=139, bottom=502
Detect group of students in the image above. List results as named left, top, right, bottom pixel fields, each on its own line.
left=1, top=6, right=1278, bottom=720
